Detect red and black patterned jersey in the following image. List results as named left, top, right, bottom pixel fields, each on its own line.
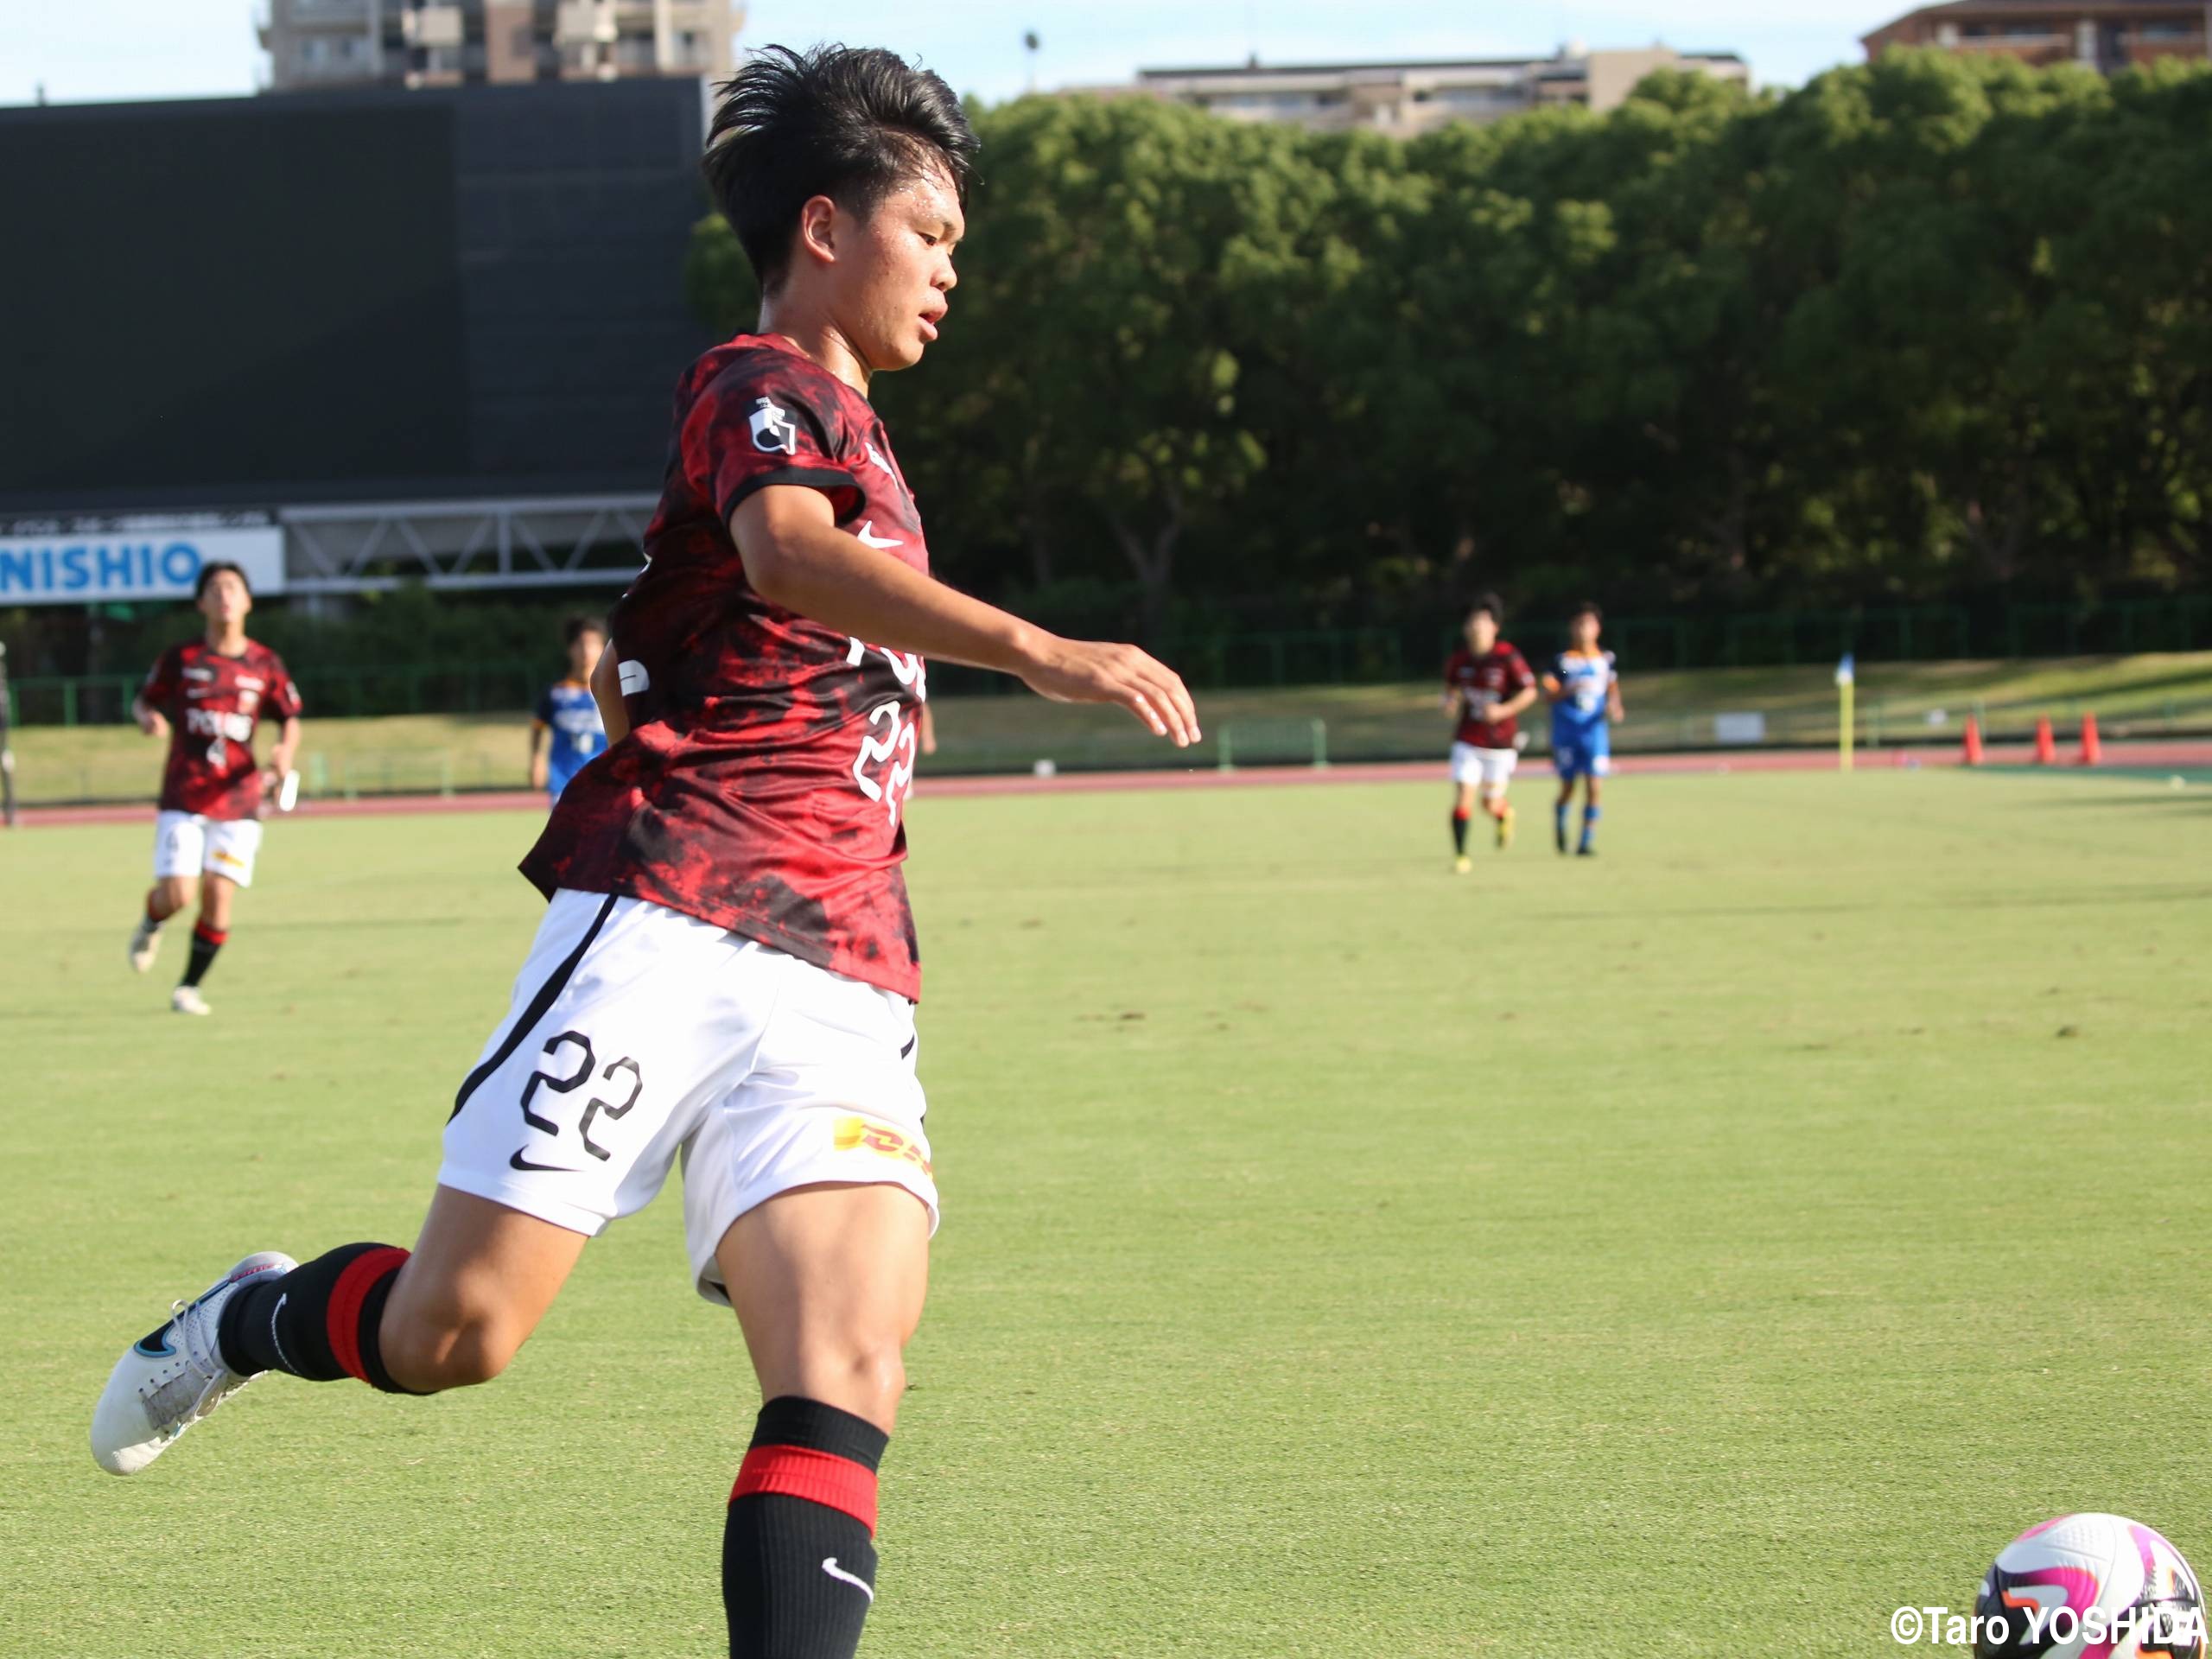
left=520, top=333, right=931, bottom=1001
left=1445, top=643, right=1536, bottom=750
left=140, top=639, right=302, bottom=819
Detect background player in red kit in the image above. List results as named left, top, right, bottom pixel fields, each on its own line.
left=125, top=562, right=302, bottom=1015
left=92, top=44, right=1198, bottom=1659
left=1440, top=594, right=1536, bottom=871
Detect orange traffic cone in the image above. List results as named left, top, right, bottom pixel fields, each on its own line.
left=1961, top=717, right=1984, bottom=766
left=2033, top=717, right=2056, bottom=765
left=2078, top=712, right=2101, bottom=766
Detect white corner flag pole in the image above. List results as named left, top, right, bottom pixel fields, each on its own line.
left=1836, top=652, right=1855, bottom=773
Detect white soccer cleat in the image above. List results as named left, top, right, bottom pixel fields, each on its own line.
left=91, top=1251, right=296, bottom=1476
left=128, top=917, right=162, bottom=974
left=171, top=986, right=211, bottom=1016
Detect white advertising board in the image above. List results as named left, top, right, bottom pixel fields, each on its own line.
left=0, top=522, right=285, bottom=606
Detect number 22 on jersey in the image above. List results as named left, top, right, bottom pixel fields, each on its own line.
left=845, top=638, right=925, bottom=827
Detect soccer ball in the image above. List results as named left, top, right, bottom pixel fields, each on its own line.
left=1974, top=1512, right=2206, bottom=1658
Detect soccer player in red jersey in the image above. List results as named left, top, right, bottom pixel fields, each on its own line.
left=125, top=562, right=303, bottom=1015
left=92, top=46, right=1198, bottom=1659
left=1440, top=594, right=1537, bottom=871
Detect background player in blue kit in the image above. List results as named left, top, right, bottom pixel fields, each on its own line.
left=528, top=615, right=608, bottom=799
left=1541, top=601, right=1624, bottom=856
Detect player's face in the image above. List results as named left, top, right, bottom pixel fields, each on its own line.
left=834, top=160, right=962, bottom=373
left=197, top=572, right=251, bottom=629
left=569, top=629, right=605, bottom=680
left=1570, top=613, right=1599, bottom=651
left=1466, top=612, right=1497, bottom=653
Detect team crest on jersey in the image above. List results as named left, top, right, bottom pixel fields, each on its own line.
left=749, top=397, right=799, bottom=455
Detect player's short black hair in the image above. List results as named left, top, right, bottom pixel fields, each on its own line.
left=1468, top=593, right=1504, bottom=623
left=194, top=561, right=249, bottom=601
left=702, top=44, right=979, bottom=294
left=564, top=614, right=607, bottom=647
left=1570, top=601, right=1604, bottom=624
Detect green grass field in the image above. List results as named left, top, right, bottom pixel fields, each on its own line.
left=11, top=651, right=2212, bottom=803
left=5, top=768, right=2210, bottom=1656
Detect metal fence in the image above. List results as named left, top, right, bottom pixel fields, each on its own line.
left=6, top=660, right=556, bottom=728
left=8, top=599, right=2211, bottom=726
left=1596, top=598, right=2212, bottom=672
left=10, top=693, right=2209, bottom=809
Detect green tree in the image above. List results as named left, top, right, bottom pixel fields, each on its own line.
left=677, top=55, right=2212, bottom=646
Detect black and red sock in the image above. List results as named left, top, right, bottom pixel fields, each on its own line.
left=215, top=1243, right=416, bottom=1392
left=725, top=1396, right=887, bottom=1659
left=1450, top=808, right=1471, bottom=855
left=181, top=922, right=227, bottom=988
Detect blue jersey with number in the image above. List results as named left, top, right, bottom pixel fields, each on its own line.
left=1548, top=650, right=1617, bottom=741
left=536, top=680, right=607, bottom=797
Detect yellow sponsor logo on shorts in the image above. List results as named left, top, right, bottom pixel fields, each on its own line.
left=832, top=1115, right=931, bottom=1178
left=210, top=850, right=246, bottom=869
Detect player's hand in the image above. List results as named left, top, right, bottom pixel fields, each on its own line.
left=529, top=757, right=549, bottom=790
left=138, top=708, right=169, bottom=739
left=1018, top=636, right=1200, bottom=747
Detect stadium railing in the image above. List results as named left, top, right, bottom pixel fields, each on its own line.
left=8, top=599, right=2210, bottom=727
left=1216, top=719, right=1329, bottom=771
left=10, top=693, right=2209, bottom=809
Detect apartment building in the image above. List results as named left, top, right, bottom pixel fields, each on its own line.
left=1863, top=2, right=2208, bottom=72
left=261, top=0, right=741, bottom=92
left=1114, top=44, right=1750, bottom=137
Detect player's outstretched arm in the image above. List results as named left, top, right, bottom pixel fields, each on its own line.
left=268, top=715, right=301, bottom=780
left=1495, top=686, right=1540, bottom=722
left=588, top=643, right=630, bottom=746
left=734, top=487, right=1198, bottom=747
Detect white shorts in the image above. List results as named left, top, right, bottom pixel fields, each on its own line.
left=152, top=810, right=264, bottom=888
left=439, top=889, right=934, bottom=1306
left=1448, top=744, right=1518, bottom=789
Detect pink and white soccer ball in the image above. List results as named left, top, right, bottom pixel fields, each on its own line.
left=1974, top=1512, right=2206, bottom=1658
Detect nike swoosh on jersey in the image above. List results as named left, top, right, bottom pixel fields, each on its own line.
left=821, top=1558, right=874, bottom=1602
left=854, top=521, right=901, bottom=550
left=510, top=1147, right=580, bottom=1174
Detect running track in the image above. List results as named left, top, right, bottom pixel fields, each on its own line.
left=13, top=738, right=2209, bottom=830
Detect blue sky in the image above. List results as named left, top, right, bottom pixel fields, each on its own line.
left=2, top=1, right=1889, bottom=108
